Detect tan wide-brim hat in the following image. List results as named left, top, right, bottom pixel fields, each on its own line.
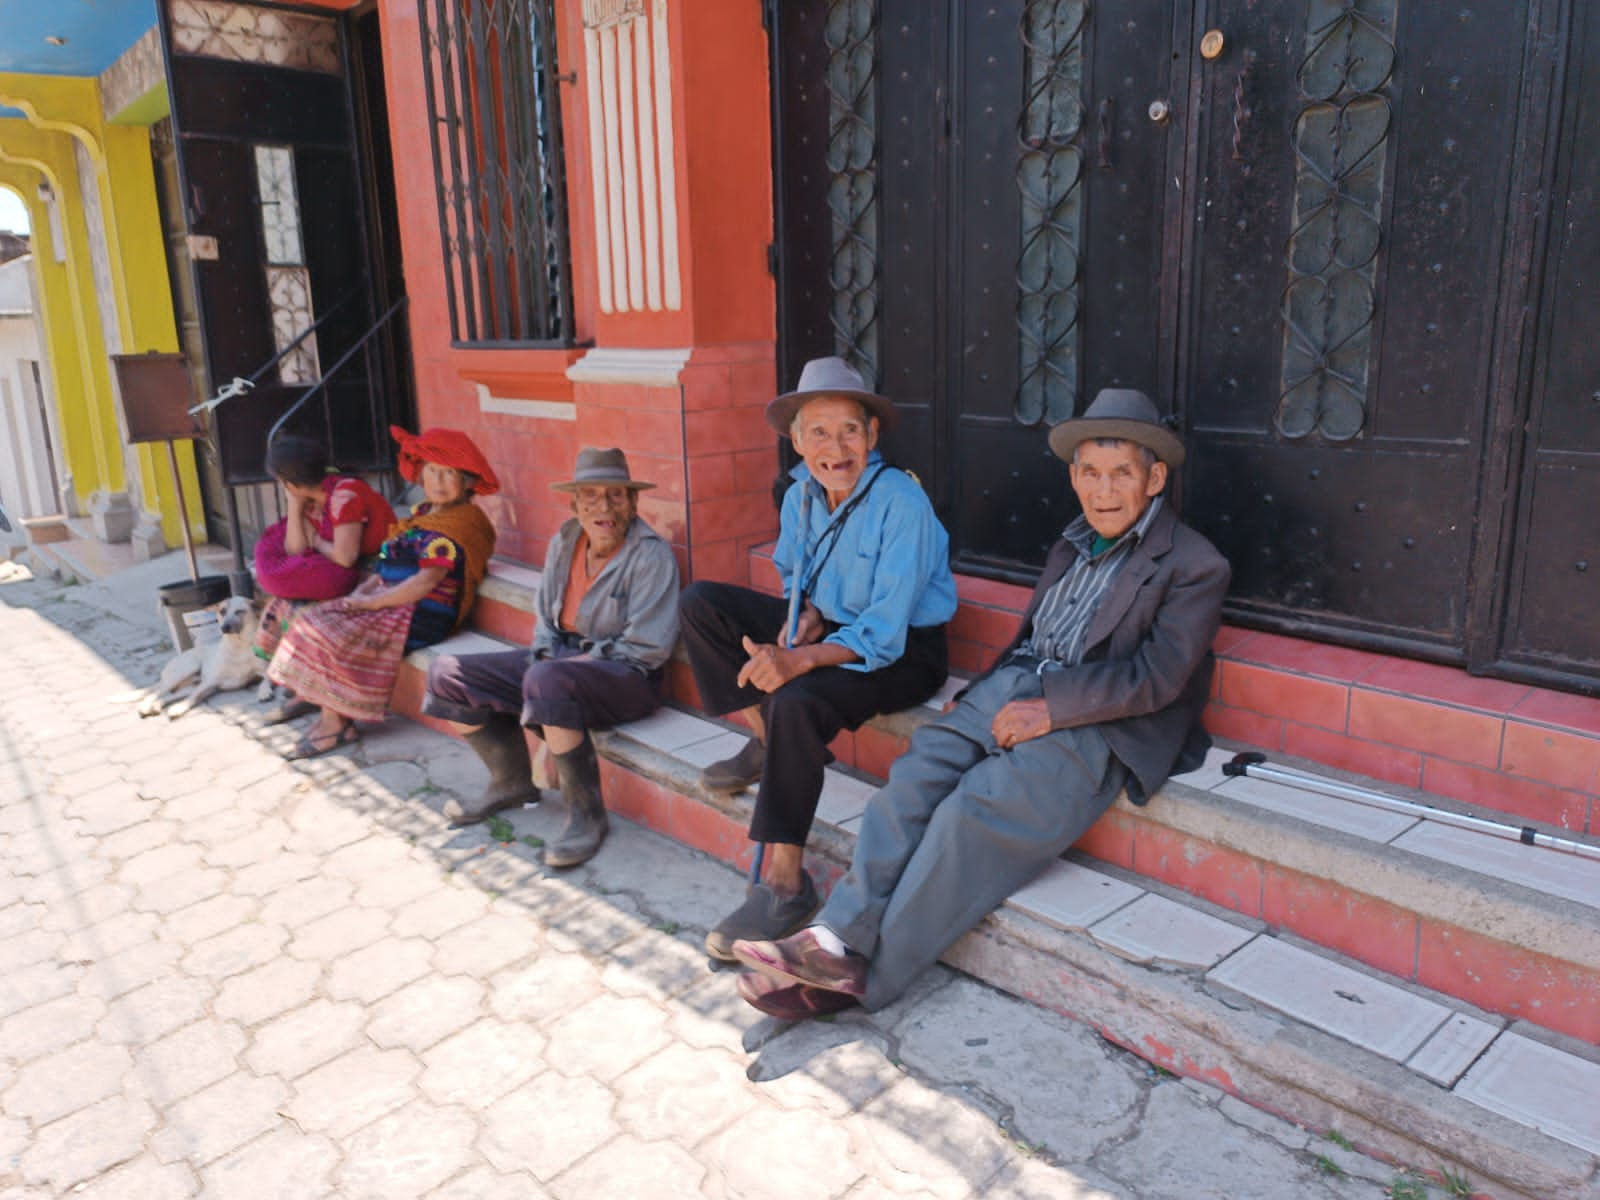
left=1046, top=388, right=1187, bottom=468
left=764, top=356, right=897, bottom=435
left=550, top=447, right=656, bottom=493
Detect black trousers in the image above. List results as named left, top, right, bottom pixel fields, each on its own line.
left=422, top=644, right=662, bottom=732
left=678, top=580, right=948, bottom=845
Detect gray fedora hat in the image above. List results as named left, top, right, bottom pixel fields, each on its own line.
left=765, top=356, right=897, bottom=435
left=551, top=447, right=656, bottom=493
left=1047, top=388, right=1187, bottom=468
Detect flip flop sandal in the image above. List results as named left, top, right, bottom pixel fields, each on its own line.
left=285, top=723, right=361, bottom=761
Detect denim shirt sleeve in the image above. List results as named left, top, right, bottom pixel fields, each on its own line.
left=819, top=476, right=952, bottom=671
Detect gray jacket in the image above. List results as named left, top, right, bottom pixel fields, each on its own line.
left=532, top=516, right=681, bottom=673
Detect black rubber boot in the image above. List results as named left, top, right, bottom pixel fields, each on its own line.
left=546, top=737, right=609, bottom=868
left=444, top=715, right=540, bottom=826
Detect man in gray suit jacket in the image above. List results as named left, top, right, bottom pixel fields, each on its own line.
left=729, top=389, right=1231, bottom=1020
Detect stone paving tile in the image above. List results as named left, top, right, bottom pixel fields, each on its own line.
left=847, top=1075, right=1017, bottom=1200
left=701, top=1105, right=863, bottom=1200
left=130, top=867, right=230, bottom=916
left=93, top=819, right=182, bottom=863
left=612, top=1042, right=760, bottom=1144
left=180, top=921, right=288, bottom=980
left=0, top=927, right=63, bottom=970
left=326, top=935, right=435, bottom=1003
left=245, top=998, right=367, bottom=1079
left=390, top=880, right=492, bottom=940
left=258, top=875, right=356, bottom=929
left=431, top=911, right=538, bottom=977
left=337, top=1099, right=478, bottom=1199
left=69, top=1154, right=199, bottom=1200
left=287, top=905, right=391, bottom=961
left=418, top=1018, right=548, bottom=1108
left=199, top=1126, right=340, bottom=1200
left=488, top=951, right=606, bottom=1027
left=98, top=976, right=215, bottom=1045
left=1455, top=1031, right=1600, bottom=1155
left=3, top=1038, right=131, bottom=1124
left=286, top=1044, right=422, bottom=1139
left=157, top=893, right=256, bottom=949
left=117, top=843, right=203, bottom=889
left=543, top=993, right=671, bottom=1081
left=1089, top=892, right=1258, bottom=970
left=366, top=975, right=486, bottom=1053
left=479, top=1073, right=618, bottom=1181
left=550, top=1134, right=708, bottom=1200
left=126, top=1017, right=247, bottom=1106
left=19, top=1094, right=157, bottom=1191
left=0, top=991, right=105, bottom=1062
left=212, top=956, right=322, bottom=1028
left=201, top=819, right=297, bottom=871
left=428, top=1166, right=554, bottom=1200
left=748, top=1025, right=903, bottom=1119
left=150, top=1072, right=290, bottom=1166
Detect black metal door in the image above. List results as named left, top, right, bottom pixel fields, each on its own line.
left=1177, top=0, right=1534, bottom=660
left=772, top=0, right=1179, bottom=579
left=1487, top=1, right=1600, bottom=690
left=156, top=0, right=395, bottom=487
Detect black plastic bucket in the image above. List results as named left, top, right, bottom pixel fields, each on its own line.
left=157, top=574, right=232, bottom=654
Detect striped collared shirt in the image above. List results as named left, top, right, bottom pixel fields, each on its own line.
left=1022, top=496, right=1165, bottom=667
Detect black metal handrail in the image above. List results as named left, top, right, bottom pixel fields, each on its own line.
left=266, top=295, right=410, bottom=447
left=197, top=286, right=364, bottom=415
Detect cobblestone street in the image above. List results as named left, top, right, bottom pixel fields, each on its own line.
left=0, top=569, right=1400, bottom=1199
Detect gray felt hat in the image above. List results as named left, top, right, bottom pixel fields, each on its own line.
left=765, top=356, right=897, bottom=435
left=551, top=447, right=656, bottom=493
left=1046, top=388, right=1187, bottom=468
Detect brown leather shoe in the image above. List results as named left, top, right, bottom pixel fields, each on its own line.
left=736, top=971, right=859, bottom=1021
left=731, top=927, right=867, bottom=997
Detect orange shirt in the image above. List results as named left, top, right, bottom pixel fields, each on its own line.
left=559, top=533, right=595, bottom=633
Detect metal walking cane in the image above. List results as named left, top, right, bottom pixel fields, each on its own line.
left=749, top=484, right=814, bottom=886
left=1223, top=752, right=1600, bottom=861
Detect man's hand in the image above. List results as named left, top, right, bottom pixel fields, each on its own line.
left=737, top=635, right=809, bottom=693
left=778, top=600, right=825, bottom=649
left=991, top=698, right=1052, bottom=750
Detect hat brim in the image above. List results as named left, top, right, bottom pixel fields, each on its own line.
left=765, top=388, right=897, bottom=436
left=550, top=479, right=656, bottom=493
left=1047, top=417, right=1187, bottom=469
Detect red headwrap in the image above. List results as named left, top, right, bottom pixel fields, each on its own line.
left=389, top=426, right=500, bottom=495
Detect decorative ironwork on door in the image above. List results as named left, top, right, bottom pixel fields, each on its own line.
left=1276, top=0, right=1396, bottom=440
left=824, top=0, right=881, bottom=386
left=1015, top=0, right=1086, bottom=426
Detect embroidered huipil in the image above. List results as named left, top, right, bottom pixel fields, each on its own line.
left=772, top=451, right=958, bottom=672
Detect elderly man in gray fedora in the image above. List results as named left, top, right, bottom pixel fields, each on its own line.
left=728, top=389, right=1231, bottom=1021
left=679, top=356, right=958, bottom=961
left=423, top=447, right=679, bottom=868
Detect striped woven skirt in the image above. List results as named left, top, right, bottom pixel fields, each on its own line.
left=266, top=598, right=414, bottom=722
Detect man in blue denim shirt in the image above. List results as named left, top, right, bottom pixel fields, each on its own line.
left=680, top=357, right=958, bottom=960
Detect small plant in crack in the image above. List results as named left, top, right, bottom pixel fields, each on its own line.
left=485, top=815, right=516, bottom=843
left=1314, top=1155, right=1345, bottom=1178
left=521, top=834, right=544, bottom=848
left=653, top=920, right=681, bottom=936
left=1387, top=1173, right=1428, bottom=1200
left=1325, top=1130, right=1353, bottom=1151
left=1439, top=1165, right=1472, bottom=1198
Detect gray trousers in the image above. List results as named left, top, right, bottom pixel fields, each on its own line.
left=819, top=664, right=1128, bottom=1010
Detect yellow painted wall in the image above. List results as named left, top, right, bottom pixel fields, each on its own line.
left=0, top=72, right=204, bottom=547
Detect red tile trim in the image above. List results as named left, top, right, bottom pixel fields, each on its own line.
left=1348, top=691, right=1504, bottom=769
left=1262, top=866, right=1418, bottom=980
left=1416, top=923, right=1600, bottom=1043
left=1218, top=661, right=1349, bottom=731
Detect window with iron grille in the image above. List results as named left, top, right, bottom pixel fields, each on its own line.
left=418, top=0, right=574, bottom=344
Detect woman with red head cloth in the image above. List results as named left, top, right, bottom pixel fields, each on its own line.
left=266, top=426, right=498, bottom=760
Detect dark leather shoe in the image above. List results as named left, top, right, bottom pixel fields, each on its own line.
left=700, top=738, right=765, bottom=791
left=704, top=872, right=820, bottom=962
left=731, top=927, right=867, bottom=997
left=737, top=971, right=859, bottom=1021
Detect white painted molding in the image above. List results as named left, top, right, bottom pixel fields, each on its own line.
left=475, top=384, right=577, bottom=421
left=582, top=0, right=681, bottom=314
left=565, top=346, right=693, bottom=386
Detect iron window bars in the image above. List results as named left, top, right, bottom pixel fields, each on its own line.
left=418, top=0, right=574, bottom=344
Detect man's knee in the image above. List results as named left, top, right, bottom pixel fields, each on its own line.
left=678, top=579, right=727, bottom=628
left=520, top=659, right=581, bottom=709
left=424, top=655, right=463, bottom=699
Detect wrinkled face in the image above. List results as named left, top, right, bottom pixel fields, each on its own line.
left=791, top=396, right=879, bottom=505
left=1069, top=440, right=1167, bottom=540
left=421, top=462, right=469, bottom=507
left=573, top=484, right=637, bottom=555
